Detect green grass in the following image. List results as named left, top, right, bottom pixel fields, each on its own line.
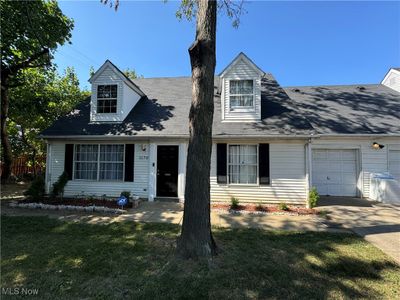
left=1, top=216, right=399, bottom=299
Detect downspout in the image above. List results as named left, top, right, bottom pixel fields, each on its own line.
left=305, top=138, right=313, bottom=208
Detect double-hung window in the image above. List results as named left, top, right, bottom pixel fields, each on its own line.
left=229, top=80, right=254, bottom=110
left=74, top=144, right=99, bottom=180
left=97, top=85, right=117, bottom=113
left=99, top=145, right=124, bottom=181
left=228, top=145, right=258, bottom=184
left=73, top=144, right=124, bottom=181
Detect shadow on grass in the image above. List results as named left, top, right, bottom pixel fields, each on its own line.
left=1, top=216, right=399, bottom=299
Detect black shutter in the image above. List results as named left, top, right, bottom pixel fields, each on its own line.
left=124, top=144, right=135, bottom=182
left=64, top=144, right=74, bottom=180
left=217, top=143, right=227, bottom=184
left=259, top=143, right=270, bottom=185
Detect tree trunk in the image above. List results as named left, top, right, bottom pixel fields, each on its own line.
left=177, top=0, right=217, bottom=258
left=1, top=75, right=13, bottom=182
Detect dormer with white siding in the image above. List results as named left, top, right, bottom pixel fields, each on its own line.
left=219, top=53, right=265, bottom=122
left=382, top=68, right=400, bottom=92
left=89, top=60, right=145, bottom=123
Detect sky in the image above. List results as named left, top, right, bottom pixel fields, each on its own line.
left=54, top=1, right=400, bottom=90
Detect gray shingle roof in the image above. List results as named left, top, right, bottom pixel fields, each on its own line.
left=284, top=84, right=400, bottom=135
left=41, top=75, right=315, bottom=138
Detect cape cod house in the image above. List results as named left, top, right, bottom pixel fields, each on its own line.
left=40, top=53, right=400, bottom=205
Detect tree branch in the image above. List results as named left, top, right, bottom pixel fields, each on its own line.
left=3, top=48, right=50, bottom=77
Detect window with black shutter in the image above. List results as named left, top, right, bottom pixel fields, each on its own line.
left=258, top=143, right=270, bottom=185
left=216, top=143, right=227, bottom=184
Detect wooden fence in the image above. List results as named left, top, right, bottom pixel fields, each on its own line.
left=0, top=155, right=46, bottom=177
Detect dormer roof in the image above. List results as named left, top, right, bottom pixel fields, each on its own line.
left=89, top=60, right=145, bottom=97
left=219, top=52, right=265, bottom=77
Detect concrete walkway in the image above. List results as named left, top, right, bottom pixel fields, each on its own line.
left=1, top=201, right=344, bottom=233
left=317, top=198, right=400, bottom=264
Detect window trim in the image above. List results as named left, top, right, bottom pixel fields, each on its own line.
left=96, top=84, right=118, bottom=114
left=72, top=143, right=126, bottom=182
left=227, top=144, right=259, bottom=186
left=228, top=79, right=255, bottom=112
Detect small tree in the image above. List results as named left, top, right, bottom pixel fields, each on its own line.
left=51, top=171, right=69, bottom=199
left=24, top=176, right=45, bottom=201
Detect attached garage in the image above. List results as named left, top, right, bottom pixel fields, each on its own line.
left=312, top=149, right=358, bottom=197
left=389, top=149, right=400, bottom=181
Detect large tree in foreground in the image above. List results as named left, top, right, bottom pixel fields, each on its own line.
left=103, top=0, right=244, bottom=258
left=0, top=0, right=73, bottom=181
left=176, top=0, right=244, bottom=258
left=176, top=0, right=218, bottom=258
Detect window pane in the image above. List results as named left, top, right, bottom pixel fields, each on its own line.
left=230, top=80, right=253, bottom=94
left=228, top=145, right=257, bottom=184
left=99, top=145, right=124, bottom=181
left=97, top=85, right=117, bottom=113
left=99, top=163, right=123, bottom=181
left=229, top=80, right=254, bottom=109
left=74, top=144, right=98, bottom=180
left=230, top=95, right=254, bottom=108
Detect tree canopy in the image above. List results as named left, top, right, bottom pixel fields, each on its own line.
left=0, top=0, right=73, bottom=78
left=8, top=67, right=88, bottom=167
left=1, top=0, right=74, bottom=180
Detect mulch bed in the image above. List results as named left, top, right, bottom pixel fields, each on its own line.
left=211, top=203, right=317, bottom=215
left=23, top=198, right=133, bottom=209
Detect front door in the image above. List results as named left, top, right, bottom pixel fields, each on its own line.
left=157, top=145, right=179, bottom=197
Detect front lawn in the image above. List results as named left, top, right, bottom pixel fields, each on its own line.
left=1, top=216, right=399, bottom=299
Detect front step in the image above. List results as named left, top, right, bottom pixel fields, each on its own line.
left=154, top=197, right=180, bottom=203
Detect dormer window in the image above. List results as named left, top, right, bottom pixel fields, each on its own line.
left=97, top=85, right=117, bottom=113
left=229, top=80, right=254, bottom=110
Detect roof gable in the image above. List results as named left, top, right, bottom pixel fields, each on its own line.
left=219, top=52, right=265, bottom=77
left=89, top=60, right=145, bottom=96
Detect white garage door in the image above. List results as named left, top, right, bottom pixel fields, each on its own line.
left=389, top=150, right=400, bottom=182
left=312, top=149, right=358, bottom=196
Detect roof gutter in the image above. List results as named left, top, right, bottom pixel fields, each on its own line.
left=40, top=133, right=400, bottom=141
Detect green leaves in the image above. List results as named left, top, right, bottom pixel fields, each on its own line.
left=0, top=0, right=74, bottom=72
left=8, top=67, right=89, bottom=158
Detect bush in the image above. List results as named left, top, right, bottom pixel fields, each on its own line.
left=230, top=197, right=239, bottom=209
left=278, top=202, right=289, bottom=211
left=24, top=176, right=45, bottom=201
left=256, top=204, right=264, bottom=211
left=308, top=187, right=319, bottom=208
left=120, top=191, right=131, bottom=201
left=51, top=171, right=69, bottom=199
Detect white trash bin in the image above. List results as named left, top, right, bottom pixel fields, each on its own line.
left=370, top=173, right=400, bottom=204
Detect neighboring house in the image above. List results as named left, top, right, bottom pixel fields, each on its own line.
left=40, top=54, right=400, bottom=205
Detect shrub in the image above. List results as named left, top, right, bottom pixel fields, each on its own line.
left=51, top=171, right=69, bottom=199
left=24, top=176, right=45, bottom=201
left=256, top=204, right=264, bottom=211
left=278, top=202, right=289, bottom=211
left=230, top=197, right=240, bottom=209
left=120, top=191, right=131, bottom=201
left=308, top=187, right=319, bottom=208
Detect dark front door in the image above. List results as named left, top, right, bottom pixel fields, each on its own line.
left=157, top=145, right=179, bottom=197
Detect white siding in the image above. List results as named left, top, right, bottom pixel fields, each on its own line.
left=312, top=137, right=400, bottom=198
left=382, top=69, right=400, bottom=92
left=222, top=59, right=262, bottom=121
left=122, top=83, right=141, bottom=120
left=210, top=142, right=307, bottom=204
left=90, top=66, right=141, bottom=123
left=47, top=142, right=149, bottom=198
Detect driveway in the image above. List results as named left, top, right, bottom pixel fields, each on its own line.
left=317, top=197, right=400, bottom=264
